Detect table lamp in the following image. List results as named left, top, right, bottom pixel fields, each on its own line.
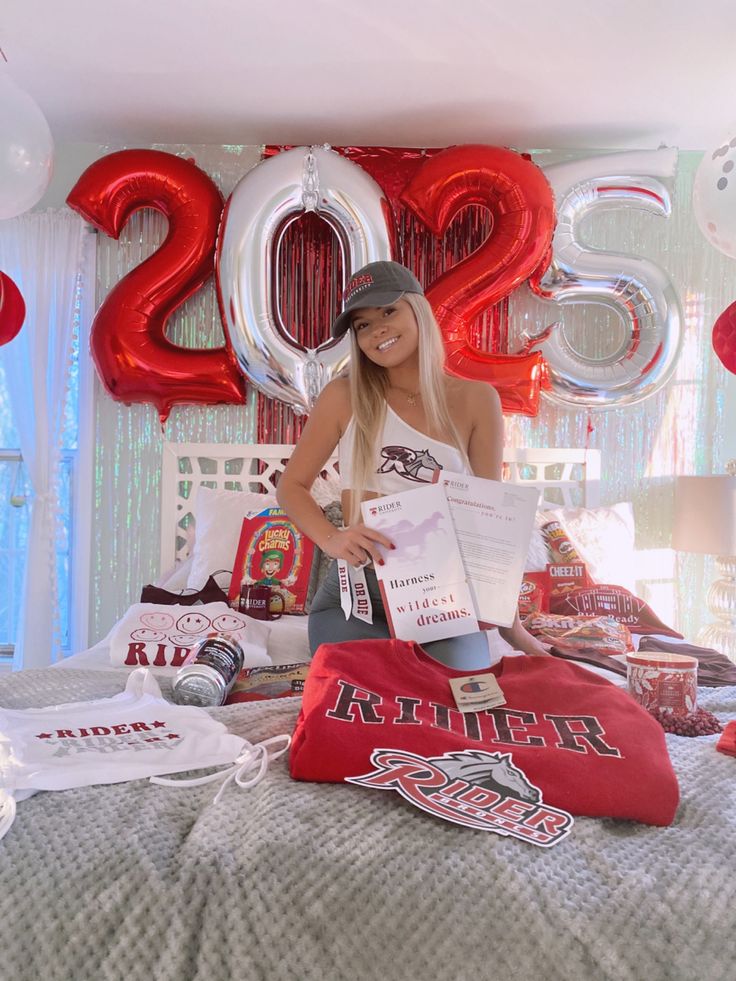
left=673, top=461, right=736, bottom=662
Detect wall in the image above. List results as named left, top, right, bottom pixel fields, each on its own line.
left=41, top=144, right=736, bottom=645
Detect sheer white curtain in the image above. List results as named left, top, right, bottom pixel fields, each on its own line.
left=0, top=210, right=86, bottom=669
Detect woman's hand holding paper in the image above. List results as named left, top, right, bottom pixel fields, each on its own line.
left=322, top=522, right=394, bottom=569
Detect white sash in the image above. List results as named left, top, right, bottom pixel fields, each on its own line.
left=336, top=559, right=374, bottom=624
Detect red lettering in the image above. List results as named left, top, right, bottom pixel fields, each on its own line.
left=525, top=808, right=571, bottom=836
left=125, top=642, right=149, bottom=666
left=491, top=797, right=535, bottom=821
left=153, top=643, right=168, bottom=667
left=358, top=752, right=447, bottom=792
left=89, top=727, right=112, bottom=736
left=56, top=729, right=75, bottom=738
left=130, top=722, right=152, bottom=732
left=171, top=646, right=191, bottom=667
left=111, top=724, right=130, bottom=735
left=456, top=785, right=502, bottom=809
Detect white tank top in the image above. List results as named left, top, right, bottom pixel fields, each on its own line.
left=338, top=405, right=468, bottom=495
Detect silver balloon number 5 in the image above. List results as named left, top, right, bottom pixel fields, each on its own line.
left=217, top=146, right=393, bottom=415
left=530, top=149, right=683, bottom=407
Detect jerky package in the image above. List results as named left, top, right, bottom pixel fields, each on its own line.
left=226, top=663, right=309, bottom=704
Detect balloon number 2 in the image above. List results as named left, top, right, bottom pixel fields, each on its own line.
left=401, top=145, right=556, bottom=416
left=66, top=149, right=246, bottom=423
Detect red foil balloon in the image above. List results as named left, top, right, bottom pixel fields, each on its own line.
left=66, top=149, right=246, bottom=422
left=401, top=145, right=555, bottom=415
left=0, top=271, right=26, bottom=346
left=713, top=300, right=736, bottom=374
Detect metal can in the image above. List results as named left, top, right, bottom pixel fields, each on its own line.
left=172, top=633, right=245, bottom=707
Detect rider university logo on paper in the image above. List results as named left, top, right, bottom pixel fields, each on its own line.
left=347, top=748, right=574, bottom=847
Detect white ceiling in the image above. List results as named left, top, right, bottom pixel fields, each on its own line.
left=2, top=0, right=735, bottom=151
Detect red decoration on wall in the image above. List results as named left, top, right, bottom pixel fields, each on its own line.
left=400, top=145, right=555, bottom=416
left=261, top=144, right=539, bottom=432
left=0, top=271, right=26, bottom=346
left=713, top=300, right=736, bottom=374
left=66, top=149, right=246, bottom=423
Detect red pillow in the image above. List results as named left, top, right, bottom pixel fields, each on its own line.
left=549, top=584, right=683, bottom=638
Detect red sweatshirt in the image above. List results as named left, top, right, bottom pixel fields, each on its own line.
left=290, top=640, right=679, bottom=826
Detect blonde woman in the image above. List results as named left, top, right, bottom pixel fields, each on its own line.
left=276, top=261, right=548, bottom=667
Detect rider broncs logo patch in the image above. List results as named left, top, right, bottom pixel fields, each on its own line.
left=346, top=748, right=574, bottom=847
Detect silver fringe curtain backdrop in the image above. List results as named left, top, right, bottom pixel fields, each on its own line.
left=91, top=146, right=730, bottom=643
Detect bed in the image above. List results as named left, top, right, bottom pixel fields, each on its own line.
left=1, top=444, right=734, bottom=981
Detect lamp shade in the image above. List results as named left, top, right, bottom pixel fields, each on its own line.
left=673, top=474, right=736, bottom=555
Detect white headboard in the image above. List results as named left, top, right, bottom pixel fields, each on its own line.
left=160, top=442, right=600, bottom=574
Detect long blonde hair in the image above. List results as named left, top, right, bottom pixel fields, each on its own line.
left=346, top=293, right=467, bottom=524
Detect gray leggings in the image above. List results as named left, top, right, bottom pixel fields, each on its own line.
left=308, top=562, right=492, bottom=671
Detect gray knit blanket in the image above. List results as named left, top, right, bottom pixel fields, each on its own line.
left=1, top=668, right=734, bottom=981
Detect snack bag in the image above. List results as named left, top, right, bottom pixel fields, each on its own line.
left=525, top=612, right=633, bottom=657
left=518, top=572, right=548, bottom=619
left=226, top=663, right=309, bottom=703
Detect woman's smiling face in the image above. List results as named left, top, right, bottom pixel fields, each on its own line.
left=351, top=298, right=419, bottom=366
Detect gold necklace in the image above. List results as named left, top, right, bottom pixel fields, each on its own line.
left=391, top=385, right=421, bottom=406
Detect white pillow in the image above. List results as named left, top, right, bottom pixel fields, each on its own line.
left=538, top=502, right=636, bottom=592
left=156, top=555, right=193, bottom=591
left=310, top=473, right=342, bottom=508
left=524, top=527, right=551, bottom=573
left=187, top=486, right=277, bottom=589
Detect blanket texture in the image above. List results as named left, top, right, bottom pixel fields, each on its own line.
left=1, top=668, right=734, bottom=981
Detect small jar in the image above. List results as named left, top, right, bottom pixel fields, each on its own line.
left=626, top=650, right=698, bottom=715
left=172, top=633, right=244, bottom=707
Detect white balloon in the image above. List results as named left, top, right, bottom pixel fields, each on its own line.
left=693, top=130, right=736, bottom=259
left=217, top=146, right=392, bottom=415
left=0, top=75, right=54, bottom=218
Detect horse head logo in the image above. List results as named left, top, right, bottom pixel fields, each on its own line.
left=378, top=446, right=442, bottom=482
left=428, top=750, right=542, bottom=804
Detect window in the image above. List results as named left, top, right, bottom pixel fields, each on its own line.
left=0, top=271, right=85, bottom=665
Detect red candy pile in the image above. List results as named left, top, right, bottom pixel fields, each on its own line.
left=651, top=707, right=723, bottom=737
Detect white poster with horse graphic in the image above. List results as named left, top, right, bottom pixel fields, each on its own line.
left=362, top=483, right=479, bottom=644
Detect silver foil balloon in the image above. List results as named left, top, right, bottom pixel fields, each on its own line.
left=529, top=149, right=683, bottom=407
left=217, top=146, right=393, bottom=414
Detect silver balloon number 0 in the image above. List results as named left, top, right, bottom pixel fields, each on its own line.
left=217, top=146, right=393, bottom=415
left=530, top=149, right=683, bottom=407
